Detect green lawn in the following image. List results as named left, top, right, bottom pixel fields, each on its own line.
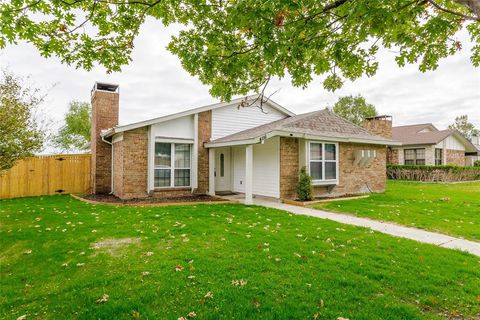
left=313, top=181, right=480, bottom=241
left=1, top=196, right=480, bottom=320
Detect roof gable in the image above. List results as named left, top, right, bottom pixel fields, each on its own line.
left=103, top=94, right=295, bottom=137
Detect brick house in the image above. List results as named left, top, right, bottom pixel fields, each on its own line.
left=91, top=82, right=399, bottom=203
left=387, top=123, right=478, bottom=166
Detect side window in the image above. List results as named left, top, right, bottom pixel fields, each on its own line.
left=220, top=153, right=225, bottom=177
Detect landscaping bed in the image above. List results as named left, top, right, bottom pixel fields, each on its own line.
left=1, top=195, right=479, bottom=319
left=283, top=194, right=369, bottom=206
left=78, top=193, right=229, bottom=205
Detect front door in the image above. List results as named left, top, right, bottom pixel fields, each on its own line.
left=215, top=148, right=231, bottom=192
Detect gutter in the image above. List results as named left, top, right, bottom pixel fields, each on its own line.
left=101, top=135, right=114, bottom=194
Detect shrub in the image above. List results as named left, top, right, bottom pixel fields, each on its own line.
left=297, top=166, right=313, bottom=201
left=474, top=160, right=480, bottom=167
left=386, top=164, right=480, bottom=182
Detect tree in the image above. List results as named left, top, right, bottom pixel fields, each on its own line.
left=332, top=95, right=377, bottom=126
left=53, top=101, right=91, bottom=152
left=448, top=114, right=479, bottom=139
left=1, top=1, right=479, bottom=101
left=0, top=70, right=45, bottom=171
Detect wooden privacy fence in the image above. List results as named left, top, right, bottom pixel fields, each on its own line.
left=0, top=154, right=91, bottom=199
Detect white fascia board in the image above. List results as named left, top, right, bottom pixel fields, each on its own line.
left=205, top=137, right=261, bottom=148
left=102, top=95, right=294, bottom=138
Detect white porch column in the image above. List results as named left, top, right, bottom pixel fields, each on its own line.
left=245, top=144, right=253, bottom=205
left=208, top=148, right=215, bottom=196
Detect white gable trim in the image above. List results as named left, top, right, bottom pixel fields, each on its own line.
left=102, top=95, right=294, bottom=138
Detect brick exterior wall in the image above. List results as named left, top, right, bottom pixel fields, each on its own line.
left=91, top=90, right=119, bottom=194
left=112, top=128, right=149, bottom=199
left=280, top=140, right=386, bottom=199
left=363, top=118, right=392, bottom=139
left=112, top=138, right=124, bottom=197
left=196, top=111, right=212, bottom=194
left=387, top=147, right=399, bottom=164
left=279, top=137, right=299, bottom=199
left=446, top=149, right=465, bottom=166
left=325, top=143, right=386, bottom=196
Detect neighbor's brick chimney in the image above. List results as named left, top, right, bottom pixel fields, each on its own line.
left=91, top=82, right=119, bottom=194
left=363, top=115, right=392, bottom=139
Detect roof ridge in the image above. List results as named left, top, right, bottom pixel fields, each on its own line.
left=392, top=123, right=434, bottom=128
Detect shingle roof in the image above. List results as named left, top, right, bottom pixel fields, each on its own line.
left=392, top=123, right=454, bottom=145
left=209, top=108, right=396, bottom=145
left=394, top=129, right=455, bottom=145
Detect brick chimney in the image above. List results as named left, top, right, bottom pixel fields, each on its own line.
left=363, top=115, right=392, bottom=139
left=91, top=82, right=119, bottom=194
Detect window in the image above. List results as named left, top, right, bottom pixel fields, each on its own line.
left=435, top=148, right=443, bottom=165
left=309, top=142, right=338, bottom=183
left=154, top=143, right=191, bottom=188
left=404, top=148, right=425, bottom=165
left=220, top=153, right=225, bottom=177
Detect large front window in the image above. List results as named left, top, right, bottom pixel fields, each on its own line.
left=404, top=148, right=425, bottom=165
left=309, top=142, right=338, bottom=183
left=154, top=143, right=191, bottom=188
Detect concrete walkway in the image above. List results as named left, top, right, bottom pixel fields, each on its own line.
left=234, top=196, right=480, bottom=257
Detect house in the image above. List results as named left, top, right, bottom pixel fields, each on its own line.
left=91, top=82, right=399, bottom=203
left=387, top=123, right=478, bottom=166
left=465, top=135, right=480, bottom=166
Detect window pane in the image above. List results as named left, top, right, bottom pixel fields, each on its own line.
left=416, top=159, right=425, bottom=165
left=404, top=149, right=415, bottom=160
left=174, top=144, right=191, bottom=168
left=310, top=143, right=322, bottom=160
left=220, top=153, right=225, bottom=177
left=310, top=162, right=322, bottom=180
left=325, top=144, right=336, bottom=160
left=174, top=169, right=190, bottom=187
left=155, top=143, right=171, bottom=168
left=405, top=160, right=414, bottom=165
left=416, top=148, right=425, bottom=160
left=154, top=169, right=170, bottom=187
left=325, top=162, right=336, bottom=179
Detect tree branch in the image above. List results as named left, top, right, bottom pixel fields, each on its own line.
left=427, top=0, right=480, bottom=21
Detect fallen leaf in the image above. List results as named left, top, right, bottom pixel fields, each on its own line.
left=96, top=293, right=109, bottom=304
left=175, top=265, right=184, bottom=272
left=187, top=311, right=196, bottom=318
left=204, top=291, right=213, bottom=299
left=17, top=315, right=27, bottom=320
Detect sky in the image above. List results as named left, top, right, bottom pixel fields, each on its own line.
left=1, top=18, right=479, bottom=139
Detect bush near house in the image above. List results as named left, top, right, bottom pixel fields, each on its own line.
left=387, top=164, right=480, bottom=182
left=474, top=160, right=480, bottom=167
left=296, top=166, right=313, bottom=201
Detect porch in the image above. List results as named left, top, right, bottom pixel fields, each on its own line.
left=206, top=137, right=280, bottom=204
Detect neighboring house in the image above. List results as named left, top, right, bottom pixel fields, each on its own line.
left=388, top=123, right=478, bottom=166
left=466, top=135, right=480, bottom=166
left=91, top=82, right=399, bottom=202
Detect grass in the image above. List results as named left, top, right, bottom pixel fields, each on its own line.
left=312, top=180, right=480, bottom=241
left=0, top=195, right=479, bottom=320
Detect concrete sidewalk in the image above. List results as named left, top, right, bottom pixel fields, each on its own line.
left=243, top=197, right=480, bottom=257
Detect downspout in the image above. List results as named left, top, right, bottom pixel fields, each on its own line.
left=101, top=135, right=114, bottom=194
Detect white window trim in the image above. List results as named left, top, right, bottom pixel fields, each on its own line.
left=306, top=141, right=339, bottom=186
left=154, top=142, right=192, bottom=189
